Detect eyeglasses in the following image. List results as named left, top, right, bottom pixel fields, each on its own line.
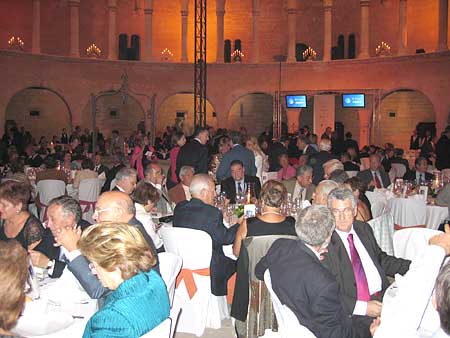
left=93, top=207, right=112, bottom=216
left=331, top=207, right=354, bottom=217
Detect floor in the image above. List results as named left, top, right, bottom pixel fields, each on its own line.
left=174, top=319, right=235, bottom=338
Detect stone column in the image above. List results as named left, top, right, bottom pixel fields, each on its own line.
left=32, top=0, right=41, bottom=54
left=436, top=0, right=449, bottom=51
left=286, top=0, right=298, bottom=63
left=143, top=0, right=153, bottom=62
left=107, top=0, right=118, bottom=60
left=397, top=0, right=408, bottom=55
left=181, top=0, right=189, bottom=62
left=323, top=0, right=333, bottom=61
left=69, top=0, right=80, bottom=57
left=216, top=0, right=226, bottom=63
left=358, top=0, right=370, bottom=58
left=252, top=0, right=260, bottom=63
left=358, top=109, right=371, bottom=147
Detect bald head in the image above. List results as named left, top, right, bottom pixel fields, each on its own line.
left=190, top=174, right=216, bottom=205
left=93, top=191, right=135, bottom=223
left=313, top=180, right=340, bottom=206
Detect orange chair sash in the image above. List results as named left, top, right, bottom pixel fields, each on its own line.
left=176, top=267, right=210, bottom=299
left=394, top=224, right=426, bottom=231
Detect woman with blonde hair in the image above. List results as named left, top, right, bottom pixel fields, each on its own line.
left=78, top=222, right=169, bottom=338
left=0, top=240, right=28, bottom=337
left=245, top=136, right=268, bottom=183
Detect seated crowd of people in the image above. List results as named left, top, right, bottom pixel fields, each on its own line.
left=0, top=121, right=449, bottom=338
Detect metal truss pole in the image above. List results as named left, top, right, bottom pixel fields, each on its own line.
left=194, top=0, right=207, bottom=129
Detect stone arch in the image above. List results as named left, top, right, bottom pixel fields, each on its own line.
left=81, top=92, right=146, bottom=139
left=156, top=93, right=217, bottom=137
left=377, top=89, right=436, bottom=150
left=227, top=93, right=274, bottom=135
left=5, top=86, right=72, bottom=140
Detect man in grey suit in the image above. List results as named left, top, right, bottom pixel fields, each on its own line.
left=60, top=191, right=158, bottom=299
left=322, top=188, right=410, bottom=337
left=216, top=131, right=256, bottom=182
left=357, top=153, right=391, bottom=190
left=285, top=165, right=315, bottom=202
left=144, top=162, right=173, bottom=215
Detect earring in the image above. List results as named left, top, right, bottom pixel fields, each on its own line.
left=16, top=209, right=20, bottom=214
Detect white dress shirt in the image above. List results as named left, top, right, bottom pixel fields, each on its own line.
left=293, top=181, right=306, bottom=201
left=235, top=179, right=246, bottom=195
left=335, top=226, right=382, bottom=315
left=374, top=246, right=448, bottom=338
left=182, top=184, right=191, bottom=201
left=135, top=203, right=163, bottom=249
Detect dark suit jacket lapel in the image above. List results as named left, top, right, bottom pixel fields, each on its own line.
left=329, top=232, right=355, bottom=284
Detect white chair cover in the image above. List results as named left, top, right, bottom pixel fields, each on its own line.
left=365, top=191, right=388, bottom=219
left=345, top=171, right=358, bottom=178
left=36, top=180, right=66, bottom=222
left=159, top=227, right=228, bottom=337
left=140, top=318, right=171, bottom=338
left=78, top=178, right=101, bottom=224
left=367, top=212, right=395, bottom=255
left=158, top=252, right=183, bottom=307
left=264, top=270, right=317, bottom=338
left=393, top=228, right=442, bottom=260
left=262, top=172, right=278, bottom=184
left=390, top=163, right=407, bottom=179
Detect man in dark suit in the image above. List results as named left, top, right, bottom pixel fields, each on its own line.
left=403, top=156, right=434, bottom=184
left=173, top=174, right=238, bottom=296
left=308, top=138, right=336, bottom=185
left=267, top=135, right=289, bottom=172
left=216, top=131, right=257, bottom=182
left=102, top=152, right=125, bottom=192
left=220, top=160, right=261, bottom=204
left=112, top=167, right=137, bottom=195
left=94, top=152, right=108, bottom=176
left=341, top=152, right=360, bottom=172
left=287, top=165, right=315, bottom=202
left=322, top=188, right=411, bottom=337
left=176, top=127, right=210, bottom=178
left=344, top=132, right=359, bottom=154
left=357, top=153, right=391, bottom=189
left=168, top=165, right=194, bottom=205
left=435, top=126, right=450, bottom=170
left=256, top=205, right=360, bottom=338
left=60, top=191, right=159, bottom=299
left=29, top=196, right=91, bottom=278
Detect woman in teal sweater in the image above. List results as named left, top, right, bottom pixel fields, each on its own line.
left=78, top=222, right=170, bottom=338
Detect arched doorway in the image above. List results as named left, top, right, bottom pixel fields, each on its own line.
left=377, top=89, right=435, bottom=150
left=5, top=87, right=72, bottom=140
left=228, top=93, right=274, bottom=135
left=156, top=93, right=217, bottom=137
left=82, top=92, right=145, bottom=139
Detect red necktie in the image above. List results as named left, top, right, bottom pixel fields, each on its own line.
left=373, top=172, right=382, bottom=189
left=348, top=234, right=371, bottom=301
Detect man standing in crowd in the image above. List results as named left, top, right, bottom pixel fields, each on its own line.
left=436, top=125, right=450, bottom=170
left=176, top=127, right=210, bottom=178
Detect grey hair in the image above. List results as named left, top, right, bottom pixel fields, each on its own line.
left=189, top=174, right=213, bottom=197
left=329, top=169, right=349, bottom=183
left=323, top=159, right=344, bottom=171
left=319, top=139, right=332, bottom=151
left=315, top=180, right=339, bottom=198
left=180, top=166, right=195, bottom=177
left=48, top=196, right=82, bottom=223
left=296, top=205, right=335, bottom=246
left=115, top=167, right=137, bottom=181
left=327, top=187, right=357, bottom=209
left=296, top=165, right=313, bottom=177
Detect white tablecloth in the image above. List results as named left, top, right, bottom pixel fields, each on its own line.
left=387, top=197, right=448, bottom=230
left=13, top=270, right=97, bottom=337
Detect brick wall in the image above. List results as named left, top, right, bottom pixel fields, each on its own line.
left=375, top=90, right=435, bottom=150
left=5, top=88, right=71, bottom=139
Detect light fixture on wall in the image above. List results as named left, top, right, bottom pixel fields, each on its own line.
left=302, top=47, right=317, bottom=61
left=376, top=41, right=391, bottom=57
left=161, top=48, right=174, bottom=62
left=231, top=49, right=244, bottom=63
left=8, top=36, right=24, bottom=50
left=86, top=43, right=102, bottom=58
